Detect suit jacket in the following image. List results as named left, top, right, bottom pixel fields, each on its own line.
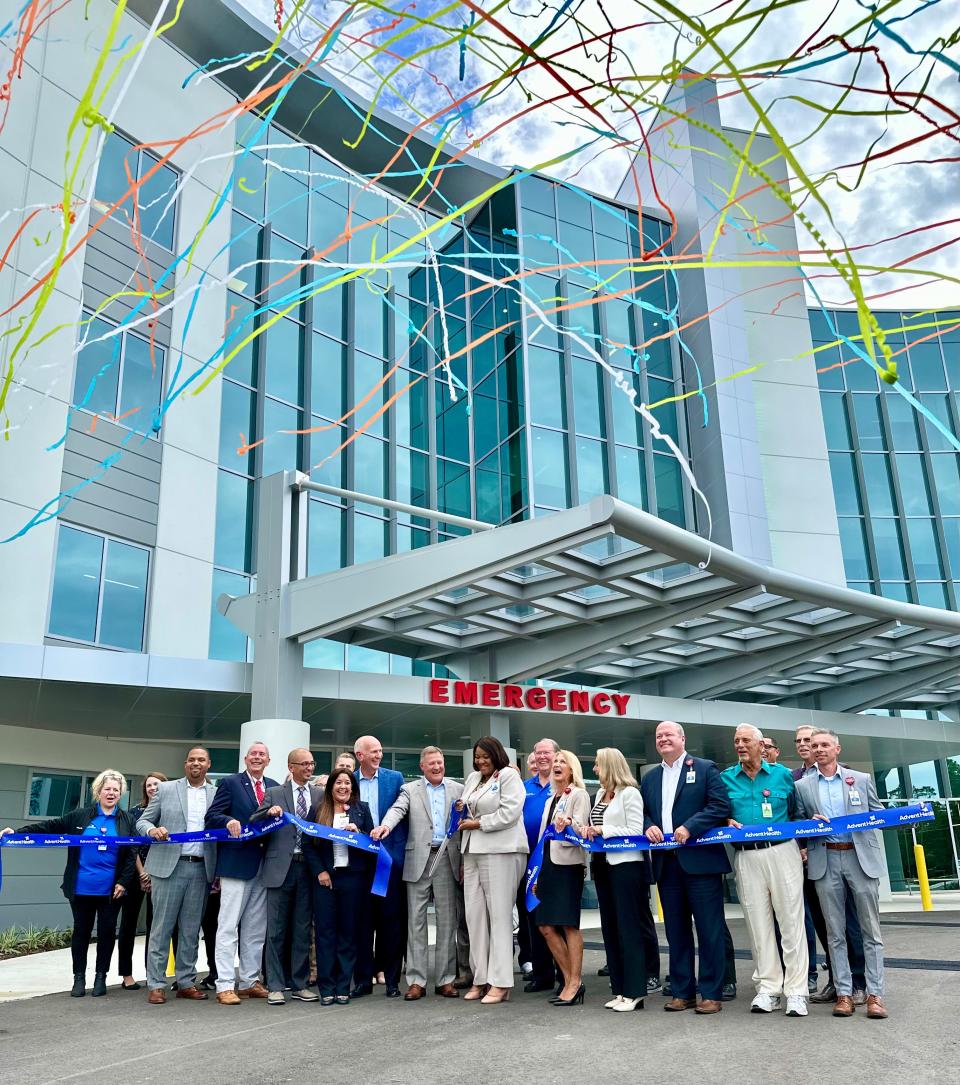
left=205, top=772, right=280, bottom=880
left=250, top=780, right=324, bottom=888
left=354, top=767, right=408, bottom=865
left=537, top=786, right=591, bottom=866
left=591, top=785, right=646, bottom=867
left=136, top=778, right=217, bottom=882
left=795, top=768, right=886, bottom=880
left=460, top=768, right=528, bottom=855
left=380, top=777, right=464, bottom=882
left=17, top=805, right=138, bottom=901
left=305, top=801, right=375, bottom=879
left=640, top=756, right=731, bottom=879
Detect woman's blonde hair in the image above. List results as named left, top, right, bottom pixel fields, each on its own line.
left=594, top=748, right=637, bottom=792
left=552, top=749, right=586, bottom=792
left=91, top=769, right=127, bottom=802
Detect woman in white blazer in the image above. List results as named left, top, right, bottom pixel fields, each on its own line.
left=457, top=736, right=528, bottom=1004
left=582, top=747, right=649, bottom=1012
left=534, top=750, right=591, bottom=1007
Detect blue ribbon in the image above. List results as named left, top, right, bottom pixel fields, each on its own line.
left=0, top=812, right=392, bottom=898
left=525, top=802, right=935, bottom=910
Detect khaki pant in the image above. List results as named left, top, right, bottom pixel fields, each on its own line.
left=734, top=841, right=808, bottom=998
left=463, top=851, right=526, bottom=988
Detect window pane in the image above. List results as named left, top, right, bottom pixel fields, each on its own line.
left=528, top=346, right=565, bottom=429
left=264, top=317, right=302, bottom=404
left=653, top=453, right=684, bottom=526
left=354, top=434, right=387, bottom=499
left=572, top=358, right=604, bottom=437
left=313, top=282, right=344, bottom=341
left=223, top=292, right=257, bottom=386
left=943, top=518, right=960, bottom=577
left=860, top=454, right=895, bottom=516
left=576, top=436, right=608, bottom=501
left=29, top=773, right=83, bottom=818
left=438, top=391, right=470, bottom=462
left=137, top=151, right=177, bottom=249
left=886, top=394, right=920, bottom=449
left=850, top=394, right=883, bottom=450
left=828, top=452, right=861, bottom=515
left=906, top=518, right=943, bottom=580
left=815, top=344, right=845, bottom=391
left=308, top=499, right=344, bottom=574
left=531, top=427, right=568, bottom=507
left=232, top=147, right=265, bottom=221
left=309, top=420, right=346, bottom=487
left=919, top=392, right=956, bottom=452
left=219, top=380, right=256, bottom=473
left=303, top=638, right=346, bottom=670
left=894, top=454, right=932, bottom=515
left=438, top=458, right=471, bottom=519
left=266, top=169, right=308, bottom=245
left=354, top=351, right=386, bottom=438
left=73, top=318, right=121, bottom=416
left=843, top=351, right=878, bottom=391
left=873, top=518, right=906, bottom=580
left=49, top=526, right=104, bottom=642
left=615, top=445, right=646, bottom=509
left=915, top=582, right=947, bottom=608
left=647, top=377, right=679, bottom=443
left=214, top=470, right=253, bottom=572
left=396, top=447, right=429, bottom=508
left=354, top=513, right=387, bottom=564
left=94, top=130, right=136, bottom=212
left=266, top=235, right=304, bottom=309
left=838, top=517, right=870, bottom=580
left=262, top=399, right=301, bottom=475
left=209, top=569, right=250, bottom=661
left=611, top=372, right=642, bottom=446
left=908, top=341, right=946, bottom=389
left=98, top=540, right=148, bottom=650
left=395, top=369, right=428, bottom=451
left=931, top=455, right=960, bottom=516
left=118, top=334, right=164, bottom=435
left=311, top=333, right=344, bottom=419
left=229, top=214, right=260, bottom=299
left=355, top=286, right=387, bottom=358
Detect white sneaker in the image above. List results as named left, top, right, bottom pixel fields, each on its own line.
left=520, top=962, right=533, bottom=976
left=604, top=995, right=624, bottom=1009
left=751, top=993, right=782, bottom=1013
left=785, top=996, right=808, bottom=1017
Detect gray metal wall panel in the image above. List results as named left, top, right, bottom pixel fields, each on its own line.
left=59, top=501, right=157, bottom=547
left=61, top=450, right=161, bottom=504
left=65, top=425, right=162, bottom=470
left=97, top=209, right=176, bottom=270
left=60, top=472, right=159, bottom=524
left=82, top=248, right=173, bottom=333
left=0, top=900, right=72, bottom=931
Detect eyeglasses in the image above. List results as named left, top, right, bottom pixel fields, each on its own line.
left=290, top=760, right=315, bottom=768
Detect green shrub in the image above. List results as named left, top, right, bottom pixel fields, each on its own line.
left=0, top=925, right=72, bottom=957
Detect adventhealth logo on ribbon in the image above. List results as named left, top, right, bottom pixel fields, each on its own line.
left=525, top=802, right=934, bottom=910
left=0, top=811, right=392, bottom=897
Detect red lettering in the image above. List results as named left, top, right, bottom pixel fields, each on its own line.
left=548, top=688, right=567, bottom=712
left=592, top=692, right=611, bottom=714
left=503, top=685, right=524, bottom=708
left=481, top=683, right=501, bottom=707
left=525, top=687, right=547, bottom=710
left=454, top=681, right=479, bottom=705
left=429, top=678, right=449, bottom=703
left=568, top=691, right=590, bottom=713
left=610, top=693, right=631, bottom=716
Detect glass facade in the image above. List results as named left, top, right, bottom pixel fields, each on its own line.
left=815, top=308, right=960, bottom=607
left=210, top=122, right=695, bottom=664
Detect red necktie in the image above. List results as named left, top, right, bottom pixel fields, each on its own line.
left=255, top=779, right=265, bottom=805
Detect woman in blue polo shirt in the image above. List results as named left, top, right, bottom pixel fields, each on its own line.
left=2, top=769, right=138, bottom=997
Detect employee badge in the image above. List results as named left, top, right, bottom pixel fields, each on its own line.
left=685, top=770, right=696, bottom=784
left=761, top=802, right=773, bottom=819
left=849, top=790, right=862, bottom=806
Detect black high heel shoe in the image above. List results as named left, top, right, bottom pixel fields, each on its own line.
left=552, top=984, right=585, bottom=1007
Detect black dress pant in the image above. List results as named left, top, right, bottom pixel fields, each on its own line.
left=314, top=867, right=367, bottom=996
left=658, top=853, right=726, bottom=1001
left=70, top=895, right=121, bottom=974
left=115, top=882, right=145, bottom=976
left=641, top=887, right=660, bottom=981
left=593, top=856, right=648, bottom=1000
left=266, top=857, right=313, bottom=991
left=354, top=866, right=405, bottom=988
left=516, top=877, right=557, bottom=983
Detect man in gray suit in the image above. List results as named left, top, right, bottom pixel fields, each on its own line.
left=373, top=746, right=462, bottom=1000
left=250, top=748, right=323, bottom=1005
left=137, top=747, right=217, bottom=1004
left=795, top=729, right=888, bottom=1020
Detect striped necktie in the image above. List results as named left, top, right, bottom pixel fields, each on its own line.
left=295, top=786, right=307, bottom=851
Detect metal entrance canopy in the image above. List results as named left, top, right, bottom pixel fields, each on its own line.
left=220, top=473, right=960, bottom=719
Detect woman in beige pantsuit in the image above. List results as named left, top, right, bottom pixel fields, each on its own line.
left=457, top=736, right=528, bottom=1005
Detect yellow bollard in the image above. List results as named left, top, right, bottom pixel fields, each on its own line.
left=654, top=885, right=664, bottom=923
left=166, top=941, right=176, bottom=977
left=914, top=843, right=934, bottom=912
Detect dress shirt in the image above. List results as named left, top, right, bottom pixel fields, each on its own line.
left=425, top=779, right=446, bottom=845
left=522, top=776, right=553, bottom=851
left=660, top=752, right=686, bottom=835
left=816, top=766, right=852, bottom=843
left=332, top=811, right=349, bottom=868
left=358, top=770, right=380, bottom=825
left=181, top=783, right=208, bottom=857
left=721, top=760, right=796, bottom=825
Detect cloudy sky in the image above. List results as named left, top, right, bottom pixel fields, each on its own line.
left=238, top=0, right=959, bottom=310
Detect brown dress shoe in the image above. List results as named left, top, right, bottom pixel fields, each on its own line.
left=175, top=986, right=209, bottom=1000
left=695, top=999, right=722, bottom=1014
left=237, top=982, right=268, bottom=999
left=404, top=984, right=425, bottom=1001
left=216, top=990, right=241, bottom=1005
left=435, top=983, right=459, bottom=998
left=866, top=995, right=888, bottom=1019
left=452, top=975, right=472, bottom=990
left=147, top=989, right=167, bottom=1005
left=833, top=995, right=855, bottom=1017
left=664, top=997, right=698, bottom=1011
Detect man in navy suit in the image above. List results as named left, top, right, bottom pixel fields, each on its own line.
left=353, top=735, right=408, bottom=998
left=205, top=741, right=279, bottom=1005
left=641, top=721, right=731, bottom=1015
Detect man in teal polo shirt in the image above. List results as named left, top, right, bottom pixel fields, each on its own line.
left=722, top=724, right=809, bottom=1018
